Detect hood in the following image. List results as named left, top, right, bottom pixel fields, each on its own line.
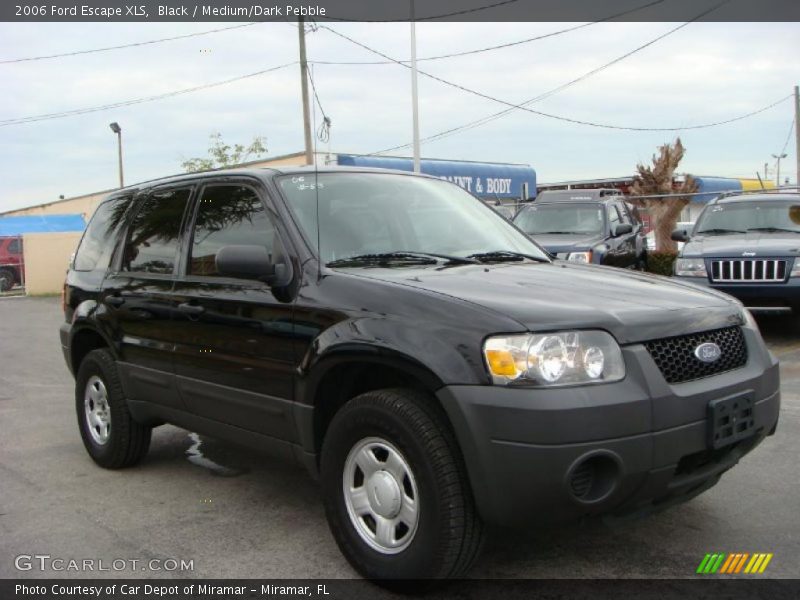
left=528, top=233, right=604, bottom=254
left=337, top=261, right=743, bottom=344
left=683, top=232, right=800, bottom=258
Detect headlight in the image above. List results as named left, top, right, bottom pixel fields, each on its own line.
left=483, top=330, right=625, bottom=386
left=563, top=251, right=592, bottom=263
left=791, top=259, right=800, bottom=277
left=674, top=257, right=707, bottom=277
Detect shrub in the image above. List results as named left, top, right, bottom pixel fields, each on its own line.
left=646, top=251, right=678, bottom=276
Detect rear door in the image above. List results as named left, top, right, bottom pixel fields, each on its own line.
left=100, top=184, right=194, bottom=410
left=169, top=181, right=298, bottom=441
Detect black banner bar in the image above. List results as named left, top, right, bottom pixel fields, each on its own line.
left=3, top=579, right=800, bottom=600
left=3, top=0, right=800, bottom=23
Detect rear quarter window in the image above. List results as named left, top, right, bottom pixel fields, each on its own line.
left=73, top=195, right=132, bottom=271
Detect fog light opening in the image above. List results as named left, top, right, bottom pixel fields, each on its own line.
left=567, top=453, right=620, bottom=504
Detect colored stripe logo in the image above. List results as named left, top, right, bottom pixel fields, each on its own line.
left=696, top=553, right=773, bottom=574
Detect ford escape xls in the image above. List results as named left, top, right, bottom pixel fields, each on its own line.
left=61, top=167, right=780, bottom=581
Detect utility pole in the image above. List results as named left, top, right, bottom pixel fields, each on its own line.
left=764, top=162, right=769, bottom=181
left=795, top=85, right=799, bottom=186
left=410, top=0, right=421, bottom=173
left=298, top=16, right=314, bottom=166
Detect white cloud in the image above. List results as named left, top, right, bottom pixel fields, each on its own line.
left=0, top=20, right=798, bottom=211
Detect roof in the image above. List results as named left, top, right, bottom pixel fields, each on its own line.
left=713, top=193, right=800, bottom=205
left=0, top=214, right=86, bottom=236
left=535, top=189, right=622, bottom=203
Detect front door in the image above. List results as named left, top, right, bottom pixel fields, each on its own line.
left=170, top=182, right=298, bottom=441
left=101, top=185, right=193, bottom=410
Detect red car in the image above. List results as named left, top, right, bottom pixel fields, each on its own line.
left=0, top=236, right=24, bottom=291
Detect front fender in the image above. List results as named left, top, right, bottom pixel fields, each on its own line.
left=298, top=315, right=486, bottom=398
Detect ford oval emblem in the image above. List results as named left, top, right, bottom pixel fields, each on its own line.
left=694, top=342, right=722, bottom=363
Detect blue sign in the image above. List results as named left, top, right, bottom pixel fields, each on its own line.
left=336, top=154, right=536, bottom=200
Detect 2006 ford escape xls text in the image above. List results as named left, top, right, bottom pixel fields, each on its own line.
left=60, top=167, right=780, bottom=581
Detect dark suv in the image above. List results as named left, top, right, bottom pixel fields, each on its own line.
left=514, top=189, right=647, bottom=269
left=61, top=168, right=779, bottom=581
left=673, top=192, right=800, bottom=314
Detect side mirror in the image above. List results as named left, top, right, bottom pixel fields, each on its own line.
left=216, top=245, right=288, bottom=284
left=671, top=229, right=689, bottom=242
left=613, top=223, right=633, bottom=237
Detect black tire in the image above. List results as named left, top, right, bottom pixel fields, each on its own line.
left=320, top=388, right=484, bottom=582
left=75, top=348, right=151, bottom=468
left=0, top=269, right=13, bottom=292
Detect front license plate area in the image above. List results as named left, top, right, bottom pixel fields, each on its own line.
left=708, top=393, right=755, bottom=450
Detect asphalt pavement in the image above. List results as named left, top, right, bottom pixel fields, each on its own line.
left=1, top=297, right=798, bottom=580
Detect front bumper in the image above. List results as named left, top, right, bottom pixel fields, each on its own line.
left=673, top=274, right=800, bottom=309
left=437, top=326, right=780, bottom=527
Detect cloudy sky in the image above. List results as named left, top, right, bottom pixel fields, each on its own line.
left=0, top=18, right=797, bottom=212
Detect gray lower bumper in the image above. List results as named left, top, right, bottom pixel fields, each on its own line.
left=437, top=327, right=780, bottom=527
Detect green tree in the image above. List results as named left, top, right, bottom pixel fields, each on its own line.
left=182, top=132, right=267, bottom=173
left=628, top=138, right=698, bottom=253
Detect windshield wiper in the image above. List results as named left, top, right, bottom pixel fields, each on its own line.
left=467, top=250, right=550, bottom=263
left=696, top=228, right=746, bottom=235
left=535, top=230, right=584, bottom=235
left=746, top=227, right=800, bottom=234
left=326, top=251, right=477, bottom=268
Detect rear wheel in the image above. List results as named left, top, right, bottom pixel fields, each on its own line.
left=75, top=348, right=151, bottom=468
left=320, top=388, right=484, bottom=582
left=0, top=269, right=13, bottom=292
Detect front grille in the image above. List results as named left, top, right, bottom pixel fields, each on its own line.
left=709, top=259, right=787, bottom=283
left=644, top=326, right=747, bottom=384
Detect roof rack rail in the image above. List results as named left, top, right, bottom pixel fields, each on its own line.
left=715, top=186, right=800, bottom=200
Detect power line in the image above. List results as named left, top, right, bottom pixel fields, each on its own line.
left=313, top=0, right=666, bottom=65
left=779, top=117, right=795, bottom=156
left=307, top=67, right=331, bottom=143
left=0, top=22, right=263, bottom=65
left=0, top=62, right=297, bottom=127
left=370, top=13, right=714, bottom=154
left=319, top=1, right=790, bottom=136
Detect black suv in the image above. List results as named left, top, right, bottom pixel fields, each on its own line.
left=673, top=192, right=800, bottom=314
left=61, top=168, right=779, bottom=581
left=514, top=189, right=647, bottom=269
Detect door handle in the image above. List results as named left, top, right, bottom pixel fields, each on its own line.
left=106, top=295, right=125, bottom=307
left=178, top=302, right=205, bottom=316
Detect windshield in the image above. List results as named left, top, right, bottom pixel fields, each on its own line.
left=277, top=172, right=549, bottom=265
left=696, top=201, right=800, bottom=234
left=514, top=204, right=605, bottom=235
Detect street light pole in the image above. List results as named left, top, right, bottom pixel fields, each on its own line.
left=772, top=153, right=787, bottom=187
left=109, top=122, right=124, bottom=188
left=410, top=0, right=421, bottom=173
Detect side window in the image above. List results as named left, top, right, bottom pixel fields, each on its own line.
left=122, top=188, right=191, bottom=275
left=8, top=238, right=21, bottom=254
left=74, top=195, right=132, bottom=271
left=189, top=185, right=276, bottom=277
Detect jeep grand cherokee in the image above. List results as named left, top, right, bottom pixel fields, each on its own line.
left=60, top=167, right=780, bottom=581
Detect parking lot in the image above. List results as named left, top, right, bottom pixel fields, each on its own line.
left=1, top=296, right=798, bottom=580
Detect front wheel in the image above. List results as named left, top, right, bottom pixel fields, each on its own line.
left=75, top=348, right=151, bottom=468
left=320, top=389, right=484, bottom=581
